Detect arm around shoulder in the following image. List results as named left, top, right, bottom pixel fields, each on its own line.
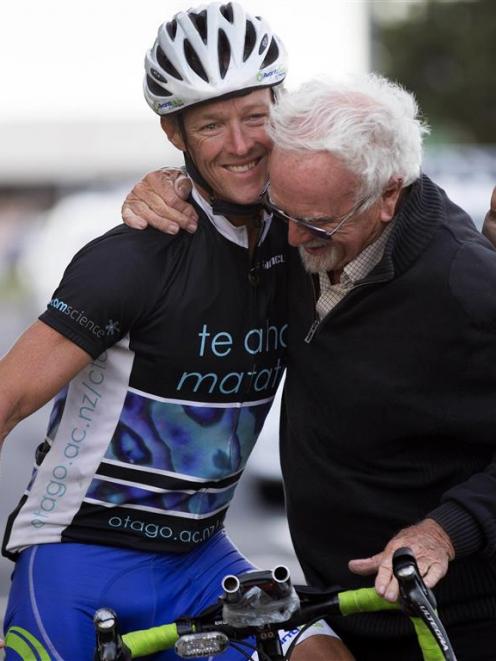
left=0, top=320, right=91, bottom=448
left=121, top=168, right=197, bottom=234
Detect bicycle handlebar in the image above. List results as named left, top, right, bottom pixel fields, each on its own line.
left=94, top=548, right=457, bottom=661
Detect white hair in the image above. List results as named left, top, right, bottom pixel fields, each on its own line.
left=268, top=74, right=430, bottom=199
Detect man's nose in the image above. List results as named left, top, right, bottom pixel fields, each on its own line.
left=227, top=124, right=253, bottom=155
left=287, top=220, right=312, bottom=247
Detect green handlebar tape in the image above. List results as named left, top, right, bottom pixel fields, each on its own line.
left=338, top=588, right=399, bottom=615
left=410, top=617, right=447, bottom=661
left=338, top=589, right=447, bottom=661
left=122, top=623, right=180, bottom=657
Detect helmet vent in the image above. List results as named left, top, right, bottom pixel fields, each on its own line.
left=260, top=37, right=280, bottom=69
left=258, top=34, right=268, bottom=55
left=146, top=75, right=172, bottom=97
left=156, top=45, right=183, bottom=81
left=243, top=20, right=257, bottom=62
left=151, top=68, right=166, bottom=84
left=218, top=29, right=231, bottom=79
left=219, top=3, right=234, bottom=23
left=189, top=10, right=208, bottom=44
left=166, top=20, right=178, bottom=40
left=184, top=39, right=209, bottom=82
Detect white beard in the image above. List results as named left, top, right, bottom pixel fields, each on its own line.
left=298, top=243, right=342, bottom=273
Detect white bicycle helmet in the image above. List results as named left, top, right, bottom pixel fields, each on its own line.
left=144, top=2, right=288, bottom=115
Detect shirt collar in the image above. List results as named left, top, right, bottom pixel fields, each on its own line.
left=191, top=185, right=271, bottom=248
left=340, top=221, right=394, bottom=285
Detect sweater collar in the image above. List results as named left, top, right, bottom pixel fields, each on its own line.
left=364, top=174, right=443, bottom=283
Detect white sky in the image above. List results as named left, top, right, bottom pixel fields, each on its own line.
left=0, top=0, right=370, bottom=122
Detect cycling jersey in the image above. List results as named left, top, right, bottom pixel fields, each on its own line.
left=3, top=187, right=288, bottom=558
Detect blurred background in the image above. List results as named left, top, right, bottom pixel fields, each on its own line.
left=1, top=0, right=495, bottom=638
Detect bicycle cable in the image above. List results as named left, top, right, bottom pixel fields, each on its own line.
left=283, top=616, right=321, bottom=661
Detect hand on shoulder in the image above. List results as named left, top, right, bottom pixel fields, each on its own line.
left=121, top=168, right=198, bottom=234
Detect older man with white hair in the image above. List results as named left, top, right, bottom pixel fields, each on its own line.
left=264, top=74, right=496, bottom=660
left=122, top=74, right=496, bottom=660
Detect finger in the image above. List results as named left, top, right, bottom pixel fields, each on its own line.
left=149, top=202, right=196, bottom=230
left=174, top=175, right=193, bottom=200
left=422, top=561, right=447, bottom=589
left=134, top=197, right=190, bottom=228
left=123, top=201, right=181, bottom=235
left=133, top=186, right=178, bottom=217
left=146, top=175, right=197, bottom=221
left=348, top=554, right=382, bottom=575
left=161, top=194, right=198, bottom=223
left=130, top=182, right=192, bottom=219
left=143, top=191, right=198, bottom=226
left=382, top=576, right=399, bottom=603
left=131, top=176, right=196, bottom=220
left=148, top=168, right=185, bottom=189
left=123, top=198, right=197, bottom=234
left=121, top=207, right=148, bottom=230
left=374, top=558, right=395, bottom=598
left=143, top=198, right=193, bottom=227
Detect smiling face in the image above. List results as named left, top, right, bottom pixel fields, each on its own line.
left=268, top=147, right=401, bottom=274
left=162, top=89, right=273, bottom=207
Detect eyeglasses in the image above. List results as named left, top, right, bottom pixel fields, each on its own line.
left=261, top=187, right=376, bottom=241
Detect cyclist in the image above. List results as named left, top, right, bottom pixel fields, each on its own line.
left=0, top=3, right=351, bottom=659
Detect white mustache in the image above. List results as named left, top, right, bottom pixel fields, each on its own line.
left=304, top=241, right=328, bottom=249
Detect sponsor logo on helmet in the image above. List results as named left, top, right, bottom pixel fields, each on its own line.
left=256, top=67, right=286, bottom=83
left=158, top=98, right=185, bottom=111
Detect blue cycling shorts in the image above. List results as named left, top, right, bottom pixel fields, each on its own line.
left=3, top=530, right=255, bottom=660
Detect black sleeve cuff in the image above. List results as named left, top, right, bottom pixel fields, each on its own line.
left=428, top=501, right=484, bottom=558
left=39, top=312, right=104, bottom=360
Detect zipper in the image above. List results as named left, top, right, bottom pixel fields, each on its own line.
left=244, top=221, right=264, bottom=396
left=305, top=319, right=320, bottom=343
left=304, top=274, right=320, bottom=343
left=247, top=218, right=264, bottom=287
left=304, top=274, right=391, bottom=344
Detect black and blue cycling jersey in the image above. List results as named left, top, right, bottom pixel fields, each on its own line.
left=3, top=188, right=288, bottom=557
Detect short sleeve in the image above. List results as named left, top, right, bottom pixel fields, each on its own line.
left=39, top=225, right=178, bottom=358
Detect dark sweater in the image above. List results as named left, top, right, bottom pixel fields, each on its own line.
left=283, top=174, right=496, bottom=639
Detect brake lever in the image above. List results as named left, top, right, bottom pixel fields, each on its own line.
left=93, top=608, right=132, bottom=661
left=393, top=547, right=457, bottom=661
left=392, top=547, right=437, bottom=613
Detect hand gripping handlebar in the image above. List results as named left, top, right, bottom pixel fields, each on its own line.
left=94, top=551, right=457, bottom=660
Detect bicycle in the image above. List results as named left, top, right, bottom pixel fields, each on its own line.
left=93, top=547, right=457, bottom=661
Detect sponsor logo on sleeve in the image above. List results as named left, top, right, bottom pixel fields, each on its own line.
left=48, top=298, right=120, bottom=339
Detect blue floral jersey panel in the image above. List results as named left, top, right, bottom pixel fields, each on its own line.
left=3, top=197, right=288, bottom=557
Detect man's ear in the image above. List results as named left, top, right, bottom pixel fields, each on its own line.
left=379, top=178, right=403, bottom=223
left=160, top=116, right=186, bottom=151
